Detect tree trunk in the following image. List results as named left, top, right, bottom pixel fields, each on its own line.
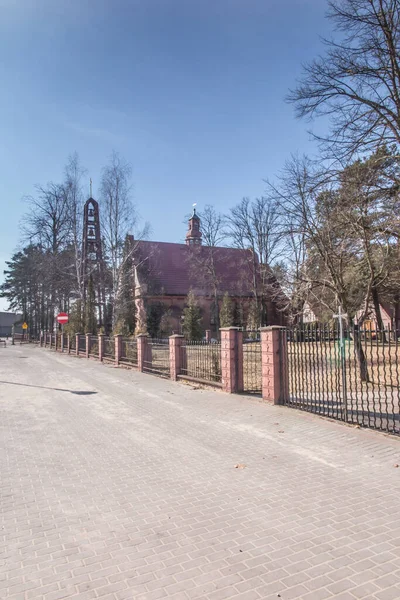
left=394, top=294, right=400, bottom=340
left=371, top=287, right=386, bottom=342
left=213, top=289, right=219, bottom=337
left=352, top=325, right=370, bottom=383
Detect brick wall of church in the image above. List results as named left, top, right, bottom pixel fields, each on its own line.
left=139, top=294, right=285, bottom=337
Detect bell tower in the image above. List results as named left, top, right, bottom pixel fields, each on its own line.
left=185, top=206, right=202, bottom=246
left=81, top=195, right=106, bottom=327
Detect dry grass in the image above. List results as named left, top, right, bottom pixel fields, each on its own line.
left=243, top=342, right=262, bottom=392
left=183, top=344, right=222, bottom=383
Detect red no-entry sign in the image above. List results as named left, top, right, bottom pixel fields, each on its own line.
left=56, top=312, right=69, bottom=325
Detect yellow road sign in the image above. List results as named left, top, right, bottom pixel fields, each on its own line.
left=22, top=322, right=28, bottom=330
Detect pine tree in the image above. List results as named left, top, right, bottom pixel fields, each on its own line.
left=233, top=300, right=244, bottom=328
left=182, top=290, right=203, bottom=340
left=219, top=292, right=234, bottom=328
left=146, top=303, right=164, bottom=338
left=64, top=299, right=83, bottom=336
left=246, top=298, right=259, bottom=332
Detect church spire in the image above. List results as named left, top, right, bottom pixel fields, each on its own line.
left=185, top=204, right=202, bottom=246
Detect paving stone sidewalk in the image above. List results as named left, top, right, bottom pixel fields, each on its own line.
left=1, top=344, right=400, bottom=600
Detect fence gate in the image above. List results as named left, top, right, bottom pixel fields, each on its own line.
left=242, top=331, right=262, bottom=395
left=284, top=325, right=400, bottom=435
left=144, top=338, right=170, bottom=378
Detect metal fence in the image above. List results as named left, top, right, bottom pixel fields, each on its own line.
left=78, top=335, right=86, bottom=354
left=144, top=338, right=170, bottom=378
left=121, top=338, right=138, bottom=367
left=284, top=325, right=400, bottom=435
left=90, top=335, right=99, bottom=358
left=104, top=337, right=115, bottom=360
left=180, top=340, right=222, bottom=385
left=242, top=331, right=261, bottom=394
left=69, top=334, right=76, bottom=352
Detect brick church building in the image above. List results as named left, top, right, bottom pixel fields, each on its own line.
left=133, top=209, right=286, bottom=337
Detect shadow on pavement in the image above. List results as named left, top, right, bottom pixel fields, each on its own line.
left=0, top=381, right=97, bottom=395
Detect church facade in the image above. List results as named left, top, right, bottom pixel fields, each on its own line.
left=132, top=209, right=286, bottom=337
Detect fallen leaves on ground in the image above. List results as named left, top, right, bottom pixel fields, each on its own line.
left=234, top=463, right=246, bottom=469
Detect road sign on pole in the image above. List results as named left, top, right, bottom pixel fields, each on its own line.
left=56, top=313, right=69, bottom=325
left=22, top=322, right=28, bottom=330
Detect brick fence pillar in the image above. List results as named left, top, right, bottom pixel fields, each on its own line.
left=75, top=333, right=80, bottom=356
left=86, top=333, right=91, bottom=359
left=169, top=335, right=186, bottom=381
left=261, top=326, right=288, bottom=404
left=115, top=334, right=123, bottom=366
left=220, top=327, right=244, bottom=393
left=98, top=334, right=105, bottom=362
left=67, top=334, right=71, bottom=354
left=137, top=334, right=149, bottom=372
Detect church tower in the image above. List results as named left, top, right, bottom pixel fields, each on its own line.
left=185, top=207, right=202, bottom=246
left=81, top=195, right=106, bottom=327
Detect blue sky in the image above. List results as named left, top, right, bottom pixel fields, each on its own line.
left=0, top=0, right=331, bottom=311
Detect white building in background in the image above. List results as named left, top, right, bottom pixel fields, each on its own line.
left=302, top=302, right=317, bottom=324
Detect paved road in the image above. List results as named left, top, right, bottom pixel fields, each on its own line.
left=1, top=344, right=400, bottom=600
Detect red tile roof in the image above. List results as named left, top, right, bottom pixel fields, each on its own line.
left=134, top=240, right=258, bottom=297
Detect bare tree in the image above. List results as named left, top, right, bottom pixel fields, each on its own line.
left=22, top=182, right=73, bottom=329
left=187, top=205, right=226, bottom=332
left=336, top=148, right=400, bottom=338
left=226, top=196, right=284, bottom=326
left=64, top=152, right=86, bottom=304
left=288, top=0, right=400, bottom=160
left=100, top=152, right=149, bottom=327
left=274, top=154, right=379, bottom=379
left=23, top=183, right=71, bottom=253
left=199, top=205, right=226, bottom=248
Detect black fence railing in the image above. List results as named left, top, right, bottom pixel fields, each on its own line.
left=242, top=331, right=261, bottom=394
left=104, top=337, right=115, bottom=360
left=78, top=335, right=86, bottom=354
left=121, top=338, right=138, bottom=367
left=90, top=335, right=99, bottom=358
left=69, top=335, right=76, bottom=351
left=180, top=340, right=222, bottom=384
left=284, top=325, right=400, bottom=435
left=144, top=338, right=170, bottom=378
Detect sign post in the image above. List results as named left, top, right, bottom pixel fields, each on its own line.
left=56, top=313, right=69, bottom=353
left=333, top=306, right=348, bottom=421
